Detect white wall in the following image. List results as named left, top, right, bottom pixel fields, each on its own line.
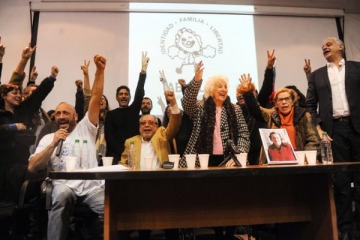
left=0, top=0, right=38, bottom=84
left=344, top=14, right=360, bottom=61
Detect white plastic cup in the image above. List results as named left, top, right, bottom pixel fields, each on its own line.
left=305, top=150, right=317, bottom=165
left=102, top=157, right=113, bottom=166
left=198, top=154, right=210, bottom=169
left=236, top=153, right=248, bottom=167
left=64, top=156, right=77, bottom=172
left=185, top=154, right=197, bottom=169
left=295, top=151, right=306, bottom=165
left=168, top=154, right=180, bottom=169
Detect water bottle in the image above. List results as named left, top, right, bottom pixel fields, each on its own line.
left=128, top=141, right=136, bottom=169
left=73, top=139, right=81, bottom=169
left=320, top=132, right=333, bottom=164
left=81, top=140, right=89, bottom=169
left=97, top=152, right=103, bottom=166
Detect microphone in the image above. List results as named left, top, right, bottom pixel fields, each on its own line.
left=227, top=139, right=240, bottom=155
left=55, top=140, right=63, bottom=157
left=218, top=140, right=242, bottom=167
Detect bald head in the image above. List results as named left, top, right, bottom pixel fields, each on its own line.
left=56, top=102, right=76, bottom=113
left=54, top=102, right=78, bottom=132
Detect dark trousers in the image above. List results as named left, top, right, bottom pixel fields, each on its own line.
left=332, top=119, right=360, bottom=234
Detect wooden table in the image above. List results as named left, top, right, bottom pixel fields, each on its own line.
left=49, top=162, right=360, bottom=240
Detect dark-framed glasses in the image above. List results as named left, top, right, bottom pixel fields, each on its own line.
left=276, top=96, right=292, bottom=103
left=139, top=120, right=158, bottom=126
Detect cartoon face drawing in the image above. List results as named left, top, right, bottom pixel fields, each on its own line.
left=168, top=27, right=216, bottom=73
left=179, top=30, right=201, bottom=52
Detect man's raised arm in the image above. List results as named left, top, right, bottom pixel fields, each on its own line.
left=88, top=55, right=106, bottom=125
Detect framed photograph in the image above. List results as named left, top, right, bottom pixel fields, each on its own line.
left=259, top=128, right=298, bottom=165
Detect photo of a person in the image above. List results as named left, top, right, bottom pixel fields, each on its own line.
left=259, top=128, right=297, bottom=164
left=267, top=131, right=296, bottom=161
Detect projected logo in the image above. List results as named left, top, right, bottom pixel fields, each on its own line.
left=160, top=17, right=223, bottom=74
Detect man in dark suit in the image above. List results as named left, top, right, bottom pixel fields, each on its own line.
left=306, top=37, right=360, bottom=240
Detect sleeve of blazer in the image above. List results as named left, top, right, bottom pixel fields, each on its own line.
left=131, top=72, right=146, bottom=114
left=120, top=138, right=130, bottom=165
left=305, top=71, right=321, bottom=126
left=303, top=112, right=320, bottom=151
left=164, top=113, right=182, bottom=141
left=182, top=78, right=202, bottom=119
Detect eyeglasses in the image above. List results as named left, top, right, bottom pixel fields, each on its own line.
left=276, top=96, right=292, bottom=103
left=139, top=120, right=158, bottom=126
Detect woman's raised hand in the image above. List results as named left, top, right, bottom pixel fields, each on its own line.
left=194, top=61, right=204, bottom=81
left=266, top=49, right=276, bottom=69
left=239, top=73, right=252, bottom=89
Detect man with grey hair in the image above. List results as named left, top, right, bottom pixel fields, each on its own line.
left=120, top=90, right=180, bottom=169
left=306, top=37, right=360, bottom=240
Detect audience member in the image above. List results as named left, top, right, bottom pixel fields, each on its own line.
left=75, top=60, right=110, bottom=160
left=178, top=78, right=187, bottom=94
left=47, top=109, right=55, bottom=121
left=74, top=59, right=90, bottom=122
left=238, top=76, right=320, bottom=164
left=140, top=97, right=161, bottom=125
left=156, top=96, right=166, bottom=114
left=25, top=66, right=39, bottom=87
left=22, top=66, right=52, bottom=154
left=105, top=52, right=149, bottom=163
left=8, top=43, right=36, bottom=88
left=96, top=94, right=110, bottom=160
left=140, top=97, right=152, bottom=115
left=306, top=37, right=360, bottom=240
left=0, top=37, right=5, bottom=84
left=0, top=61, right=57, bottom=206
left=28, top=54, right=107, bottom=240
left=35, top=115, right=58, bottom=148
left=75, top=79, right=85, bottom=121
left=303, top=58, right=312, bottom=81
left=236, top=50, right=276, bottom=165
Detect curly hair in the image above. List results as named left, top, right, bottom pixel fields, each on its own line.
left=203, top=75, right=229, bottom=99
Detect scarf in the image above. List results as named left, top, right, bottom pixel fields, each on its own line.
left=279, top=107, right=296, bottom=150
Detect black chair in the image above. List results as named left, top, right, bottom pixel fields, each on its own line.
left=0, top=177, right=46, bottom=239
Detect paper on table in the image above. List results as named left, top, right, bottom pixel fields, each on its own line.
left=85, top=164, right=130, bottom=172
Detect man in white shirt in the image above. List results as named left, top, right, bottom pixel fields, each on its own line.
left=28, top=55, right=106, bottom=240
left=306, top=37, right=360, bottom=240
